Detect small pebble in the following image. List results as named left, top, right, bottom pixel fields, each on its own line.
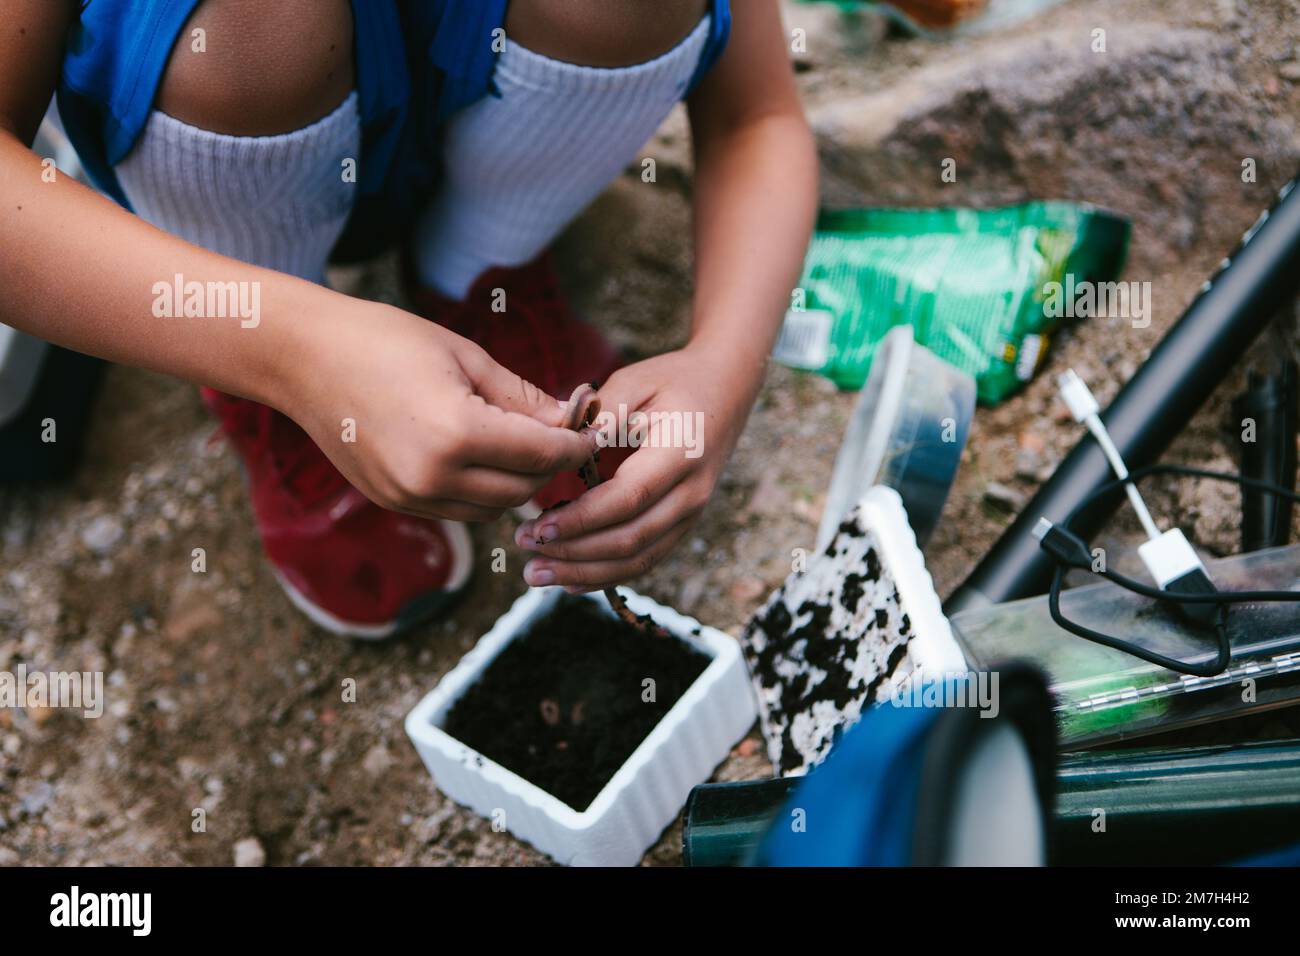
left=233, top=836, right=266, bottom=867
left=362, top=743, right=393, bottom=776
left=729, top=576, right=767, bottom=604
left=80, top=515, right=125, bottom=556
left=678, top=574, right=707, bottom=610
left=1014, top=447, right=1053, bottom=483
left=984, top=482, right=1028, bottom=514
left=19, top=780, right=54, bottom=816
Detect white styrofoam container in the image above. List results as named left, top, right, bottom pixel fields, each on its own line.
left=742, top=485, right=968, bottom=775
left=404, top=587, right=757, bottom=866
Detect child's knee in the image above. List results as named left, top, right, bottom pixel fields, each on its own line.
left=153, top=0, right=355, bottom=136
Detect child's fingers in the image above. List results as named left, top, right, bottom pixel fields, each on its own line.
left=522, top=518, right=693, bottom=588
left=456, top=401, right=597, bottom=475
left=397, top=500, right=503, bottom=524
left=516, top=481, right=692, bottom=561
left=446, top=466, right=547, bottom=510
left=515, top=450, right=683, bottom=544
left=458, top=345, right=572, bottom=429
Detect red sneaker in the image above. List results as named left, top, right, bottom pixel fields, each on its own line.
left=403, top=250, right=631, bottom=510
left=202, top=389, right=472, bottom=639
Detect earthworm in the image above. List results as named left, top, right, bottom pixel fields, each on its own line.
left=561, top=383, right=603, bottom=490
left=557, top=384, right=670, bottom=638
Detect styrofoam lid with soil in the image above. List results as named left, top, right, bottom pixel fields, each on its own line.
left=743, top=485, right=968, bottom=776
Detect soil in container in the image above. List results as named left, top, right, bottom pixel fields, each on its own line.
left=442, top=596, right=711, bottom=811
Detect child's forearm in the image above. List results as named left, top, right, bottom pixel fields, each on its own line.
left=685, top=109, right=818, bottom=401
left=0, top=130, right=332, bottom=411
left=1, top=128, right=600, bottom=524
left=684, top=0, right=819, bottom=404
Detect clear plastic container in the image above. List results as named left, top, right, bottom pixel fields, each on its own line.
left=817, top=324, right=976, bottom=549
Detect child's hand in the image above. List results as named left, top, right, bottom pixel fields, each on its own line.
left=504, top=0, right=816, bottom=588
left=286, top=302, right=596, bottom=522
left=513, top=347, right=752, bottom=589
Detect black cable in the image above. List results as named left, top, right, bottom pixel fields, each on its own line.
left=1038, top=464, right=1300, bottom=676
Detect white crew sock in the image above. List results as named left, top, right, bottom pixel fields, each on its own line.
left=114, top=92, right=361, bottom=284
left=414, top=16, right=711, bottom=300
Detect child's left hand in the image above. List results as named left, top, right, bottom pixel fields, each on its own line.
left=512, top=0, right=818, bottom=589
left=514, top=346, right=755, bottom=590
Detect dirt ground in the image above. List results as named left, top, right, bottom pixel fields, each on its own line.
left=3, top=0, right=1300, bottom=866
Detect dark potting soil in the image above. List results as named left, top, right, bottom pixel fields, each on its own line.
left=441, top=596, right=710, bottom=811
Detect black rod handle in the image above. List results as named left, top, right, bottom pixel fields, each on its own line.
left=946, top=174, right=1300, bottom=614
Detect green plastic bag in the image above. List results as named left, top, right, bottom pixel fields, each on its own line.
left=775, top=202, right=1129, bottom=405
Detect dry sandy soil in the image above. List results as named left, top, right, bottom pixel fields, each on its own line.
left=3, top=0, right=1300, bottom=866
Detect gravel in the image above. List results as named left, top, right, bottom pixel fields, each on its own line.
left=1, top=0, right=1297, bottom=867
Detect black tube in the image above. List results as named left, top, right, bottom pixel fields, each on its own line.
left=681, top=776, right=800, bottom=867
left=1233, top=362, right=1298, bottom=552
left=946, top=174, right=1300, bottom=614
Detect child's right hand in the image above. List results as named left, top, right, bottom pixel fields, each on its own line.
left=282, top=301, right=596, bottom=522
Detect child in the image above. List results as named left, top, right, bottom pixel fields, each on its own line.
left=0, top=0, right=817, bottom=637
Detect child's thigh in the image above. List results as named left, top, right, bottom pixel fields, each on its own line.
left=154, top=0, right=355, bottom=135
left=506, top=0, right=708, bottom=67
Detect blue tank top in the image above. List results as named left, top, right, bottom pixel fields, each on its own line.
left=56, top=0, right=731, bottom=259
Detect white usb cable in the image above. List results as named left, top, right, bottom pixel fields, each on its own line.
left=1054, top=370, right=1218, bottom=619
left=1056, top=370, right=1161, bottom=540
